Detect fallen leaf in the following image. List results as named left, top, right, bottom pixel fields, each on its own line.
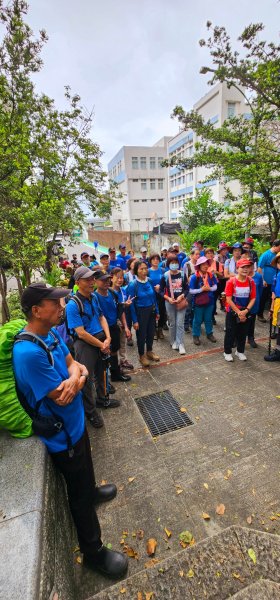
left=106, top=542, right=112, bottom=549
left=187, top=568, right=195, bottom=578
left=179, top=530, right=193, bottom=545
left=179, top=570, right=184, bottom=577
left=123, top=545, right=139, bottom=559
left=75, top=556, right=82, bottom=564
left=137, top=593, right=143, bottom=600
left=269, top=515, right=278, bottom=521
left=145, top=594, right=154, bottom=600
left=176, top=488, right=183, bottom=495
left=180, top=407, right=187, bottom=413
left=248, top=548, right=257, bottom=564
left=144, top=558, right=160, bottom=568
left=122, top=530, right=128, bottom=536
left=128, top=477, right=135, bottom=483
left=164, top=527, right=172, bottom=538
left=202, top=512, right=211, bottom=520
left=119, top=485, right=124, bottom=491
left=132, top=532, right=136, bottom=537
left=120, top=588, right=127, bottom=594
left=73, top=545, right=80, bottom=553
left=203, top=483, right=209, bottom=490
left=146, top=538, right=157, bottom=556
left=224, top=469, right=232, bottom=480
left=239, top=402, right=245, bottom=408
left=216, top=504, right=226, bottom=515
left=232, top=572, right=245, bottom=582
left=100, top=479, right=107, bottom=485
left=120, top=539, right=125, bottom=545
left=247, top=516, right=253, bottom=525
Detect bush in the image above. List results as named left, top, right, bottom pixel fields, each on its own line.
left=7, top=291, right=24, bottom=320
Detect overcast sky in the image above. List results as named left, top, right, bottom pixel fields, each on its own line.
left=27, top=0, right=280, bottom=168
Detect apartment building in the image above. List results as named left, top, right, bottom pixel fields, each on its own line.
left=168, top=82, right=249, bottom=221
left=108, top=137, right=171, bottom=231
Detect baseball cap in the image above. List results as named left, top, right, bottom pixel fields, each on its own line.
left=172, top=242, right=179, bottom=248
left=74, top=266, right=95, bottom=281
left=100, top=252, right=109, bottom=259
left=161, top=246, right=168, bottom=251
left=236, top=258, right=253, bottom=268
left=245, top=237, right=254, bottom=246
left=119, top=243, right=126, bottom=249
left=81, top=252, right=90, bottom=259
left=92, top=269, right=111, bottom=281
left=108, top=247, right=116, bottom=253
left=232, top=242, right=243, bottom=249
left=140, top=246, right=147, bottom=252
left=272, top=239, right=280, bottom=247
left=217, top=242, right=230, bottom=252
left=21, top=282, right=70, bottom=311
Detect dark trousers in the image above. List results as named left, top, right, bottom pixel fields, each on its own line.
left=51, top=430, right=102, bottom=557
left=136, top=305, right=155, bottom=355
left=224, top=312, right=250, bottom=354
left=247, top=314, right=256, bottom=340
left=258, top=284, right=272, bottom=317
left=155, top=292, right=167, bottom=328
left=74, top=339, right=106, bottom=416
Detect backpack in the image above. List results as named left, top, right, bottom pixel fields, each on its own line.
left=59, top=293, right=86, bottom=346
left=0, top=320, right=67, bottom=443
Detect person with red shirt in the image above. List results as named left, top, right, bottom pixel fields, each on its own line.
left=224, top=258, right=256, bottom=362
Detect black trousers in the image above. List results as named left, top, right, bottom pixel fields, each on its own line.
left=258, top=283, right=272, bottom=317
left=51, top=429, right=102, bottom=557
left=247, top=314, right=256, bottom=340
left=224, top=312, right=250, bottom=354
left=155, top=292, right=167, bottom=328
left=74, top=338, right=106, bottom=415
left=136, top=305, right=155, bottom=355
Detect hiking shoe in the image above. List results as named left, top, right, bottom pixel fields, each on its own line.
left=88, top=411, right=104, bottom=428
left=179, top=344, right=186, bottom=355
left=207, top=334, right=217, bottom=343
left=163, top=323, right=169, bottom=330
left=146, top=351, right=160, bottom=362
left=120, top=360, right=134, bottom=370
left=193, top=336, right=201, bottom=346
left=224, top=353, right=233, bottom=362
left=248, top=338, right=258, bottom=348
left=264, top=349, right=280, bottom=361
left=257, top=316, right=266, bottom=323
left=139, top=354, right=151, bottom=367
left=96, top=398, right=121, bottom=408
left=235, top=351, right=247, bottom=361
left=172, top=341, right=179, bottom=350
left=84, top=545, right=128, bottom=578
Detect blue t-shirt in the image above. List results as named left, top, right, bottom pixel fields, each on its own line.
left=108, top=258, right=126, bottom=272
left=12, top=330, right=84, bottom=453
left=148, top=267, right=164, bottom=287
left=94, top=290, right=118, bottom=326
left=258, top=249, right=277, bottom=284
left=65, top=293, right=103, bottom=336
left=176, top=251, right=187, bottom=267
left=127, top=279, right=158, bottom=323
left=272, top=270, right=280, bottom=298
left=251, top=272, right=263, bottom=314
left=117, top=253, right=131, bottom=268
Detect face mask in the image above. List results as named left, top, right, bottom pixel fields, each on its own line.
left=170, top=263, right=179, bottom=271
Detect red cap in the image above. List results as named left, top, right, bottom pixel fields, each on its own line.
left=245, top=237, right=254, bottom=245
left=236, top=258, right=253, bottom=268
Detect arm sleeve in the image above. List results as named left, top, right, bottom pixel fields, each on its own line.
left=127, top=282, right=137, bottom=322
left=225, top=279, right=234, bottom=297
left=189, top=274, right=203, bottom=295
left=159, top=275, right=167, bottom=297
left=183, top=274, right=189, bottom=296
left=17, top=348, right=63, bottom=402
left=250, top=279, right=256, bottom=299
left=65, top=300, right=83, bottom=330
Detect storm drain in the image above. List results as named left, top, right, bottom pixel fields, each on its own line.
left=135, top=389, right=194, bottom=437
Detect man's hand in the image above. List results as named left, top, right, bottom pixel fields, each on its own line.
left=125, top=327, right=131, bottom=339
left=154, top=284, right=160, bottom=292
left=133, top=322, right=139, bottom=330
left=54, top=377, right=79, bottom=405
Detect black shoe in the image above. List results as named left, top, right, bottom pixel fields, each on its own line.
left=264, top=349, right=280, bottom=362
left=258, top=316, right=267, bottom=323
left=212, top=317, right=217, bottom=325
left=163, top=323, right=169, bottom=331
left=207, top=333, right=217, bottom=343
left=96, top=397, right=121, bottom=408
left=193, top=336, right=201, bottom=346
left=84, top=545, right=128, bottom=578
left=184, top=327, right=191, bottom=333
left=248, top=338, right=258, bottom=348
left=88, top=410, right=104, bottom=428
left=93, top=483, right=117, bottom=504
left=111, top=373, right=131, bottom=382
left=108, top=384, right=116, bottom=394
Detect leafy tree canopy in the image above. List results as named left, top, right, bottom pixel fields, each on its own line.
left=180, top=188, right=223, bottom=232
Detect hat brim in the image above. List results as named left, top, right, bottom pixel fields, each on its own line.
left=74, top=271, right=95, bottom=281
left=44, top=288, right=71, bottom=300
left=217, top=246, right=231, bottom=253
left=93, top=273, right=111, bottom=281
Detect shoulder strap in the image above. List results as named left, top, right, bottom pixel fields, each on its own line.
left=109, top=288, right=119, bottom=305
left=70, top=293, right=85, bottom=316
left=14, top=332, right=57, bottom=367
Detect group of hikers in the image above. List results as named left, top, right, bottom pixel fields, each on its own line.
left=8, top=236, right=280, bottom=580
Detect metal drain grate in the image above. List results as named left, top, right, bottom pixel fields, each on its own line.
left=135, top=389, right=194, bottom=437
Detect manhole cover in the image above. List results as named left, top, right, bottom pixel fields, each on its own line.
left=135, top=389, right=194, bottom=436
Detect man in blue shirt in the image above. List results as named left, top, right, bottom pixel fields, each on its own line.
left=257, top=239, right=280, bottom=321
left=66, top=267, right=121, bottom=425
left=117, top=244, right=131, bottom=269
left=93, top=270, right=131, bottom=383
left=108, top=247, right=125, bottom=272
left=13, top=282, right=128, bottom=579
left=139, top=246, right=150, bottom=266
left=172, top=242, right=187, bottom=267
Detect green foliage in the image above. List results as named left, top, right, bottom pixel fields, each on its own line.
left=42, top=265, right=65, bottom=287
left=180, top=188, right=223, bottom=232
left=179, top=218, right=245, bottom=252
left=6, top=291, right=24, bottom=320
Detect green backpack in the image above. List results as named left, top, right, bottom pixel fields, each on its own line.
left=0, top=319, right=33, bottom=438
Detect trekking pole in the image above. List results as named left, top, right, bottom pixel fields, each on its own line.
left=100, top=351, right=111, bottom=400
left=268, top=313, right=272, bottom=356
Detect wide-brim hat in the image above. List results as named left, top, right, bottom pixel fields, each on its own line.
left=271, top=252, right=280, bottom=267
left=195, top=256, right=211, bottom=269
left=217, top=243, right=231, bottom=253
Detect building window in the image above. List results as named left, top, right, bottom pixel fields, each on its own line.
left=141, top=179, right=147, bottom=190
left=158, top=157, right=163, bottom=168
left=150, top=157, right=156, bottom=169
left=150, top=179, right=156, bottom=190
left=132, top=157, right=138, bottom=169
left=228, top=102, right=236, bottom=118
left=142, top=199, right=147, bottom=202
left=140, top=157, right=146, bottom=169
left=158, top=198, right=164, bottom=202
left=132, top=179, right=138, bottom=182
left=188, top=146, right=193, bottom=156
left=151, top=198, right=156, bottom=202
left=133, top=199, right=139, bottom=203
left=158, top=179, right=164, bottom=189
left=189, top=172, right=193, bottom=182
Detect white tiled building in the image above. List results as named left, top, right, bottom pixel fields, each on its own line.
left=168, top=82, right=250, bottom=221
left=108, top=137, right=171, bottom=231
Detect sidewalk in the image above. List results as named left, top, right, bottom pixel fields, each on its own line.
left=75, top=311, right=280, bottom=598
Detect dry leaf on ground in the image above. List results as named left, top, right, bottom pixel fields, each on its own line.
left=120, top=588, right=127, bottom=594
left=247, top=516, right=252, bottom=525
left=224, top=469, right=232, bottom=480
left=216, top=504, right=226, bottom=515
left=123, top=545, right=139, bottom=559
left=137, top=529, right=144, bottom=539
left=203, top=483, right=209, bottom=490
left=164, top=527, right=172, bottom=538
left=146, top=538, right=157, bottom=556
left=202, top=512, right=211, bottom=520
left=180, top=407, right=187, bottom=413
left=187, top=568, right=195, bottom=578
left=144, top=558, right=160, bottom=568
left=248, top=548, right=257, bottom=564
left=128, top=477, right=135, bottom=483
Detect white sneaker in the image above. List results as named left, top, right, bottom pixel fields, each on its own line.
left=172, top=341, right=179, bottom=350
left=235, top=351, right=247, bottom=361
left=179, top=344, right=186, bottom=355
left=224, top=352, right=233, bottom=362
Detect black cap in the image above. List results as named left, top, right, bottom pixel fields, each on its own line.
left=21, top=282, right=70, bottom=311
left=92, top=269, right=111, bottom=281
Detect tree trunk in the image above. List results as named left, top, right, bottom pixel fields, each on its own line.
left=263, top=190, right=280, bottom=241
left=15, top=274, right=24, bottom=298
left=23, top=266, right=31, bottom=286
left=0, top=268, right=10, bottom=324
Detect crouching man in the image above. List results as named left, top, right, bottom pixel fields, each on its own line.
left=12, top=282, right=128, bottom=578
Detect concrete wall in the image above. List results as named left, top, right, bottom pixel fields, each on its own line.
left=88, top=228, right=180, bottom=254
left=88, top=228, right=132, bottom=250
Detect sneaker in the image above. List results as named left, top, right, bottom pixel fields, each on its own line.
left=120, top=360, right=134, bottom=370
left=146, top=351, right=160, bottom=362
left=248, top=338, right=258, bottom=348
left=193, top=336, right=201, bottom=346
left=96, top=397, right=121, bottom=408
left=163, top=323, right=169, bottom=331
left=264, top=349, right=280, bottom=362
left=224, top=352, right=233, bottom=362
left=207, top=333, right=217, bottom=343
left=179, top=344, right=186, bottom=355
left=172, top=341, right=179, bottom=350
left=235, top=351, right=247, bottom=361
left=88, top=410, right=104, bottom=428
left=257, top=316, right=266, bottom=323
